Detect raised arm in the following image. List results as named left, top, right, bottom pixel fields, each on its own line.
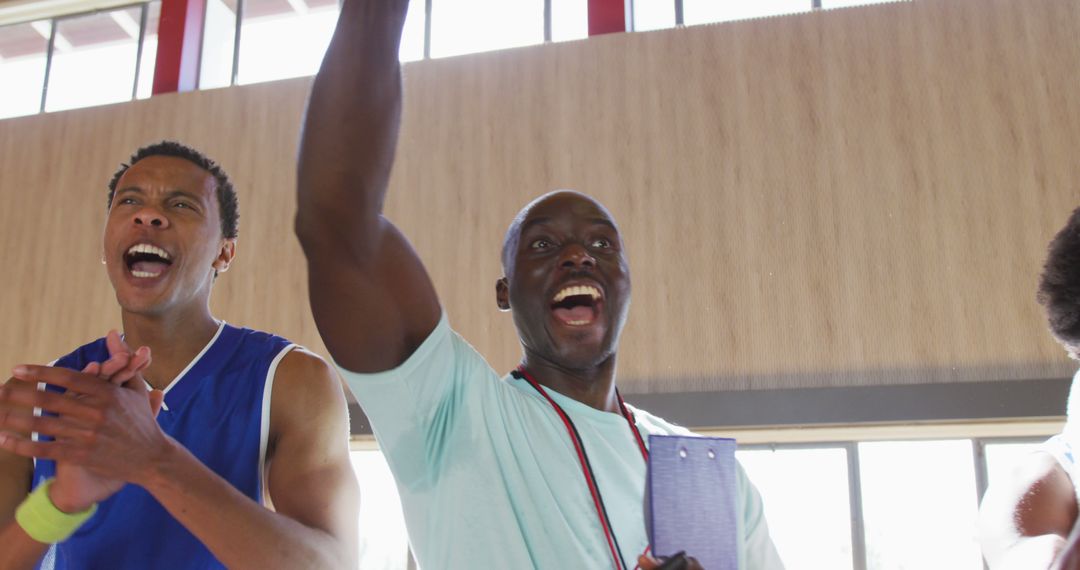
left=295, top=0, right=440, bottom=373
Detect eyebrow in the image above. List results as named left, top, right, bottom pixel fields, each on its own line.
left=519, top=216, right=553, bottom=233
left=520, top=216, right=618, bottom=233
left=115, top=187, right=205, bottom=203
left=588, top=218, right=618, bottom=232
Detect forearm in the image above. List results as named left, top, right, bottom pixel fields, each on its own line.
left=138, top=441, right=352, bottom=570
left=0, top=521, right=51, bottom=570
left=296, top=0, right=408, bottom=250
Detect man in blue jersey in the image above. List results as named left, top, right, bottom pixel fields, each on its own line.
left=0, top=142, right=359, bottom=569
left=295, top=1, right=782, bottom=568
left=979, top=206, right=1080, bottom=570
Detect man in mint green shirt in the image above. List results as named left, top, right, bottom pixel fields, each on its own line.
left=295, top=1, right=784, bottom=568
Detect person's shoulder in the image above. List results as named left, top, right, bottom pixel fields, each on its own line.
left=52, top=336, right=109, bottom=370
left=269, top=348, right=348, bottom=432
left=628, top=404, right=696, bottom=436
left=336, top=311, right=493, bottom=382
left=274, top=348, right=340, bottom=392
left=227, top=324, right=295, bottom=353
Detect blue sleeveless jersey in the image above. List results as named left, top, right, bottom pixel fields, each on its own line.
left=31, top=323, right=295, bottom=570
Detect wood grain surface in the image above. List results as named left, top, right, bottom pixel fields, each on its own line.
left=1, top=0, right=1077, bottom=395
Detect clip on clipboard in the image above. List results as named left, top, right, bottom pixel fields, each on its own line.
left=646, top=435, right=739, bottom=570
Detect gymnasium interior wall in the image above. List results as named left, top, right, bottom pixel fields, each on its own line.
left=1, top=0, right=1077, bottom=427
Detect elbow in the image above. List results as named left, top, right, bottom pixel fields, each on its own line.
left=294, top=207, right=384, bottom=265
left=316, top=536, right=357, bottom=570
left=294, top=208, right=323, bottom=253
left=294, top=203, right=342, bottom=255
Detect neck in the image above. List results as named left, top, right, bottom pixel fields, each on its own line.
left=521, top=353, right=619, bottom=413
left=120, top=304, right=220, bottom=391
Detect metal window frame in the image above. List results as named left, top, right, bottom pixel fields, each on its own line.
left=14, top=0, right=877, bottom=117
left=739, top=441, right=867, bottom=570
left=423, top=0, right=432, bottom=59
left=736, top=434, right=1051, bottom=570
left=30, top=1, right=151, bottom=113
left=38, top=18, right=56, bottom=112
left=543, top=0, right=552, bottom=42
left=230, top=0, right=244, bottom=85
left=131, top=1, right=149, bottom=99
left=673, top=0, right=823, bottom=28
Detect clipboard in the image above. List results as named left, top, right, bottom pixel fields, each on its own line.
left=646, top=435, right=739, bottom=570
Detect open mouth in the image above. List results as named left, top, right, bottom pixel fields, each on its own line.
left=124, top=243, right=173, bottom=279
left=550, top=284, right=602, bottom=326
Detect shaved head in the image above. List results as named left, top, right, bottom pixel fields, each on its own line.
left=501, top=190, right=620, bottom=276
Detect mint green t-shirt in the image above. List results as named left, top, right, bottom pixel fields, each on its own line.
left=338, top=314, right=784, bottom=569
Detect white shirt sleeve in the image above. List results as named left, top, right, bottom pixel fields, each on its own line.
left=335, top=313, right=496, bottom=488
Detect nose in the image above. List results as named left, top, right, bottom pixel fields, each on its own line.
left=134, top=207, right=169, bottom=229
left=559, top=243, right=596, bottom=269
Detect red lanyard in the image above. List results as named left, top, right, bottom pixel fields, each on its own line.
left=512, top=366, right=649, bottom=570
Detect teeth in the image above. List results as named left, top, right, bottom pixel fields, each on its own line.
left=131, top=270, right=162, bottom=278
left=552, top=285, right=602, bottom=303
left=126, top=243, right=171, bottom=261
left=566, top=320, right=591, bottom=326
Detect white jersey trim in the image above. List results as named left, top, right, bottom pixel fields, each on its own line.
left=259, top=343, right=296, bottom=506
left=155, top=321, right=227, bottom=412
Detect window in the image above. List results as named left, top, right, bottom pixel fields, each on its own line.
left=551, top=0, right=588, bottom=42
left=45, top=6, right=148, bottom=112
left=135, top=1, right=161, bottom=99
left=399, top=0, right=427, bottom=62
left=683, top=0, right=811, bottom=26
left=351, top=448, right=410, bottom=570
left=0, top=20, right=49, bottom=119
left=345, top=432, right=1051, bottom=570
left=430, top=0, right=545, bottom=59
left=0, top=0, right=925, bottom=120
left=858, top=440, right=983, bottom=570
left=737, top=447, right=854, bottom=570
left=633, top=0, right=676, bottom=32
left=200, top=0, right=240, bottom=90
left=236, top=0, right=340, bottom=85
left=821, top=0, right=905, bottom=8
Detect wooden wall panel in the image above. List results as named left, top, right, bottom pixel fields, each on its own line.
left=1, top=0, right=1078, bottom=396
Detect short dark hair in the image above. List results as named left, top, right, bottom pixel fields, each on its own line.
left=1037, top=206, right=1080, bottom=352
left=107, top=141, right=239, bottom=239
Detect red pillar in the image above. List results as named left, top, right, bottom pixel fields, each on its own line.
left=152, top=0, right=207, bottom=95
left=588, top=0, right=628, bottom=36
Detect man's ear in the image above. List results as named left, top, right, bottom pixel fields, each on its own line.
left=496, top=277, right=511, bottom=311
left=212, top=239, right=237, bottom=274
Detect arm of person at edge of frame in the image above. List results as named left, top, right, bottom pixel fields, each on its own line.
left=0, top=343, right=156, bottom=570
left=294, top=0, right=441, bottom=375
left=978, top=450, right=1079, bottom=570
left=0, top=344, right=358, bottom=570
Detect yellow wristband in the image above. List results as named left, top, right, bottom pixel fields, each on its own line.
left=15, top=479, right=97, bottom=544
